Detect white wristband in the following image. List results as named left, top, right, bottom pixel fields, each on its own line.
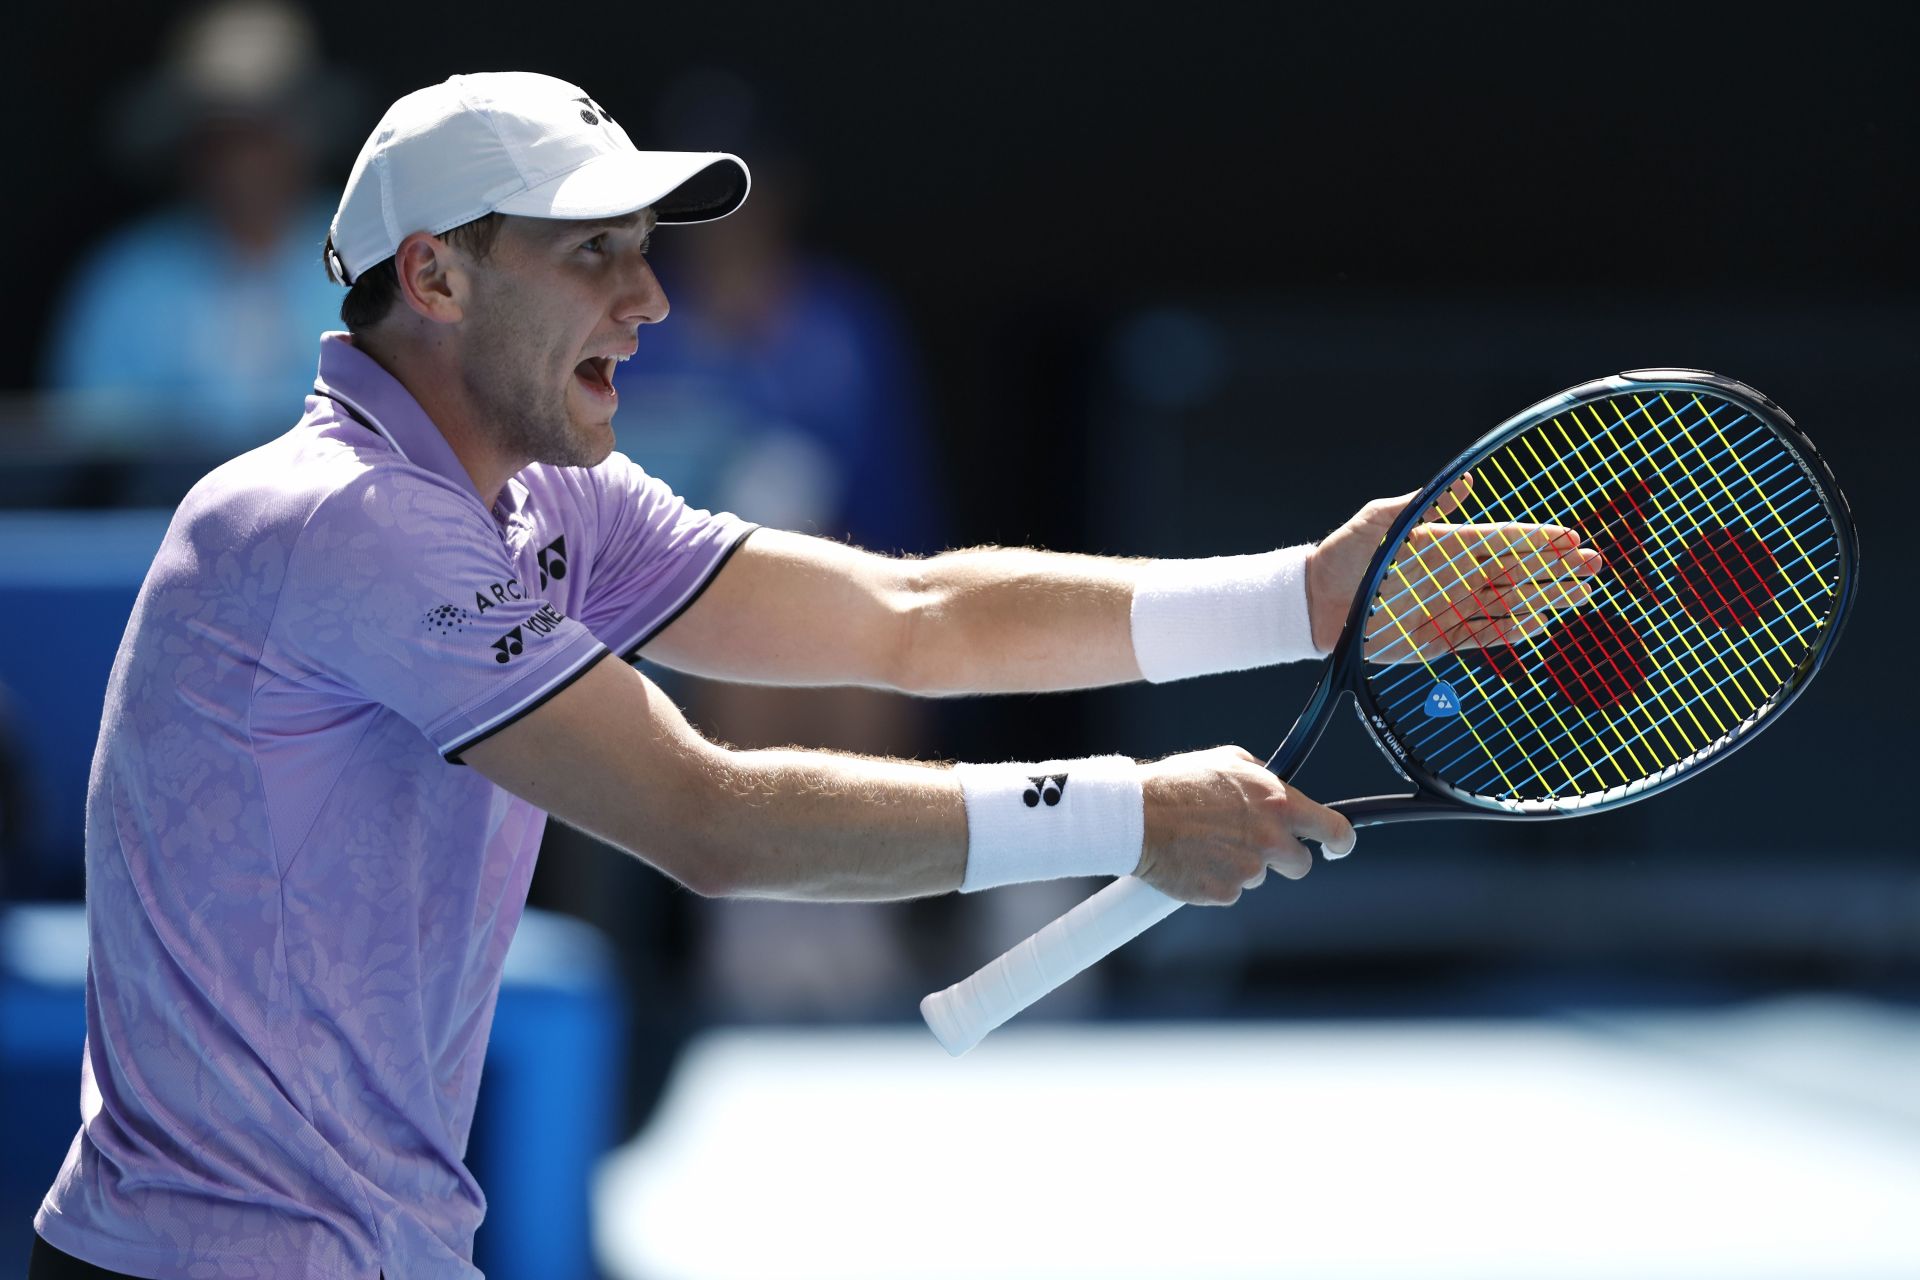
left=954, top=756, right=1144, bottom=892
left=1129, top=543, right=1322, bottom=684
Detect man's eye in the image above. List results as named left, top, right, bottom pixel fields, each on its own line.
left=580, top=234, right=607, bottom=254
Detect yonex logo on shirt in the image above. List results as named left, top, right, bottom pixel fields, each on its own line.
left=537, top=535, right=568, bottom=589
left=490, top=604, right=568, bottom=663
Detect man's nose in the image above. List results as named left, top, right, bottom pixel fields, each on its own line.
left=616, top=255, right=669, bottom=326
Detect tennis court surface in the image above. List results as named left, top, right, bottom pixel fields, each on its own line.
left=597, top=996, right=1920, bottom=1280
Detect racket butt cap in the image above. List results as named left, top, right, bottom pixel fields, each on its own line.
left=919, top=991, right=974, bottom=1057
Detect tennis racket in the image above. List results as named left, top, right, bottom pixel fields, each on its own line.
left=922, top=368, right=1859, bottom=1056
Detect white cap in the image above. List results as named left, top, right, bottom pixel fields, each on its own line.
left=325, top=71, right=750, bottom=285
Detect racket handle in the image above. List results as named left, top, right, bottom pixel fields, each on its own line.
left=919, top=877, right=1181, bottom=1056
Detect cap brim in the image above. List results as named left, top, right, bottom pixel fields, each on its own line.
left=492, top=150, right=750, bottom=225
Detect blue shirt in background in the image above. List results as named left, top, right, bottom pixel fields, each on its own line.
left=613, top=261, right=944, bottom=557
left=45, top=200, right=345, bottom=452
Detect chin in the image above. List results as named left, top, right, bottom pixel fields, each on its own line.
left=581, top=418, right=616, bottom=465
left=553, top=420, right=616, bottom=470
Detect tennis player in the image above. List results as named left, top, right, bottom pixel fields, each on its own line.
left=30, top=72, right=1595, bottom=1280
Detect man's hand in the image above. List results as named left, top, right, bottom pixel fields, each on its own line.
left=1305, top=477, right=1603, bottom=661
left=1133, top=746, right=1355, bottom=905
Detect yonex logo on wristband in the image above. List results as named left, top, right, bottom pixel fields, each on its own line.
left=1022, top=774, right=1069, bottom=807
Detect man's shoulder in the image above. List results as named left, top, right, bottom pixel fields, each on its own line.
left=180, top=428, right=488, bottom=559
left=516, top=448, right=661, bottom=514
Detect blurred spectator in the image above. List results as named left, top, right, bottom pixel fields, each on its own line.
left=617, top=69, right=942, bottom=558
left=42, top=1, right=352, bottom=451
left=608, top=71, right=948, bottom=1020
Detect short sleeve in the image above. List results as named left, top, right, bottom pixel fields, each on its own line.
left=573, top=451, right=757, bottom=658
left=273, top=471, right=610, bottom=760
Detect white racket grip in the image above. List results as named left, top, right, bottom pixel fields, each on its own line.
left=920, top=876, right=1183, bottom=1055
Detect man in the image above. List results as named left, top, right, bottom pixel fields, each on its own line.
left=32, top=72, right=1595, bottom=1280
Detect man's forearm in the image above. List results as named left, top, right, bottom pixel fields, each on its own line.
left=899, top=547, right=1147, bottom=695
left=687, top=747, right=969, bottom=901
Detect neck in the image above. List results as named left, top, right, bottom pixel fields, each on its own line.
left=355, top=333, right=523, bottom=507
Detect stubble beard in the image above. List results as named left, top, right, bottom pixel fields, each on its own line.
left=461, top=305, right=610, bottom=471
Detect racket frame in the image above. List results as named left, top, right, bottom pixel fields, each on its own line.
left=1285, top=367, right=1859, bottom=829
left=919, top=368, right=1859, bottom=1056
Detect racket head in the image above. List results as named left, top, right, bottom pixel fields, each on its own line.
left=1330, top=369, right=1858, bottom=818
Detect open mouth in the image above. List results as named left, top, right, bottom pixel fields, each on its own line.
left=573, top=356, right=617, bottom=399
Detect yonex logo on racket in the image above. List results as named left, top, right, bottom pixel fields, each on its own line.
left=1424, top=682, right=1461, bottom=717
left=1022, top=774, right=1069, bottom=807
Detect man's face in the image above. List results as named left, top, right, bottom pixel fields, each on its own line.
left=454, top=210, right=666, bottom=468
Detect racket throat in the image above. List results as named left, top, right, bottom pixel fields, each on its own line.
left=1266, top=675, right=1349, bottom=779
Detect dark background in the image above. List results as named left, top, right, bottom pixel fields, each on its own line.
left=4, top=0, right=1912, bottom=979
left=5, top=5, right=1916, bottom=1273
left=8, top=0, right=1915, bottom=953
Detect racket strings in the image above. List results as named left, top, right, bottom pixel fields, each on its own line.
left=1367, top=403, right=1816, bottom=694
left=1448, top=403, right=1833, bottom=788
left=1620, top=398, right=1800, bottom=686
left=1375, top=401, right=1746, bottom=776
left=1531, top=406, right=1766, bottom=745
left=1362, top=391, right=1844, bottom=806
left=1378, top=442, right=1679, bottom=794
left=1454, top=407, right=1803, bottom=785
left=1439, top=406, right=1838, bottom=796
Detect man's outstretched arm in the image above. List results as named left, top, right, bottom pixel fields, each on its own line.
left=460, top=655, right=1348, bottom=903
left=638, top=527, right=1148, bottom=694
left=641, top=489, right=1597, bottom=695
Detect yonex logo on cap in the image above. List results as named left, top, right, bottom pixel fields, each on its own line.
left=325, top=71, right=749, bottom=289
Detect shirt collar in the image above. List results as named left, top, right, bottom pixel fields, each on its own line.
left=312, top=331, right=504, bottom=510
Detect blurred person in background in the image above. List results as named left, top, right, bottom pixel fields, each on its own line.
left=42, top=0, right=352, bottom=452
left=609, top=72, right=946, bottom=1020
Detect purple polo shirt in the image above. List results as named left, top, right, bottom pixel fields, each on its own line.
left=36, top=333, right=754, bottom=1279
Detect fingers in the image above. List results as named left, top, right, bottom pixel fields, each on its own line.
left=1291, top=793, right=1356, bottom=858
left=1263, top=839, right=1313, bottom=880
left=1263, top=786, right=1355, bottom=860
left=1473, top=575, right=1595, bottom=619
left=1142, top=749, right=1359, bottom=905
left=1406, top=521, right=1588, bottom=561
left=1478, top=545, right=1605, bottom=586
left=1422, top=473, right=1474, bottom=523
left=1370, top=524, right=1602, bottom=664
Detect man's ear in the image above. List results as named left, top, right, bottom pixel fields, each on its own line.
left=393, top=230, right=468, bottom=325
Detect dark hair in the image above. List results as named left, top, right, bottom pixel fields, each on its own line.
left=333, top=212, right=507, bottom=335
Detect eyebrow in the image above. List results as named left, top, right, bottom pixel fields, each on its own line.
left=553, top=210, right=656, bottom=239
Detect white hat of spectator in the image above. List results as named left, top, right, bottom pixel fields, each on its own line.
left=325, top=71, right=750, bottom=285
